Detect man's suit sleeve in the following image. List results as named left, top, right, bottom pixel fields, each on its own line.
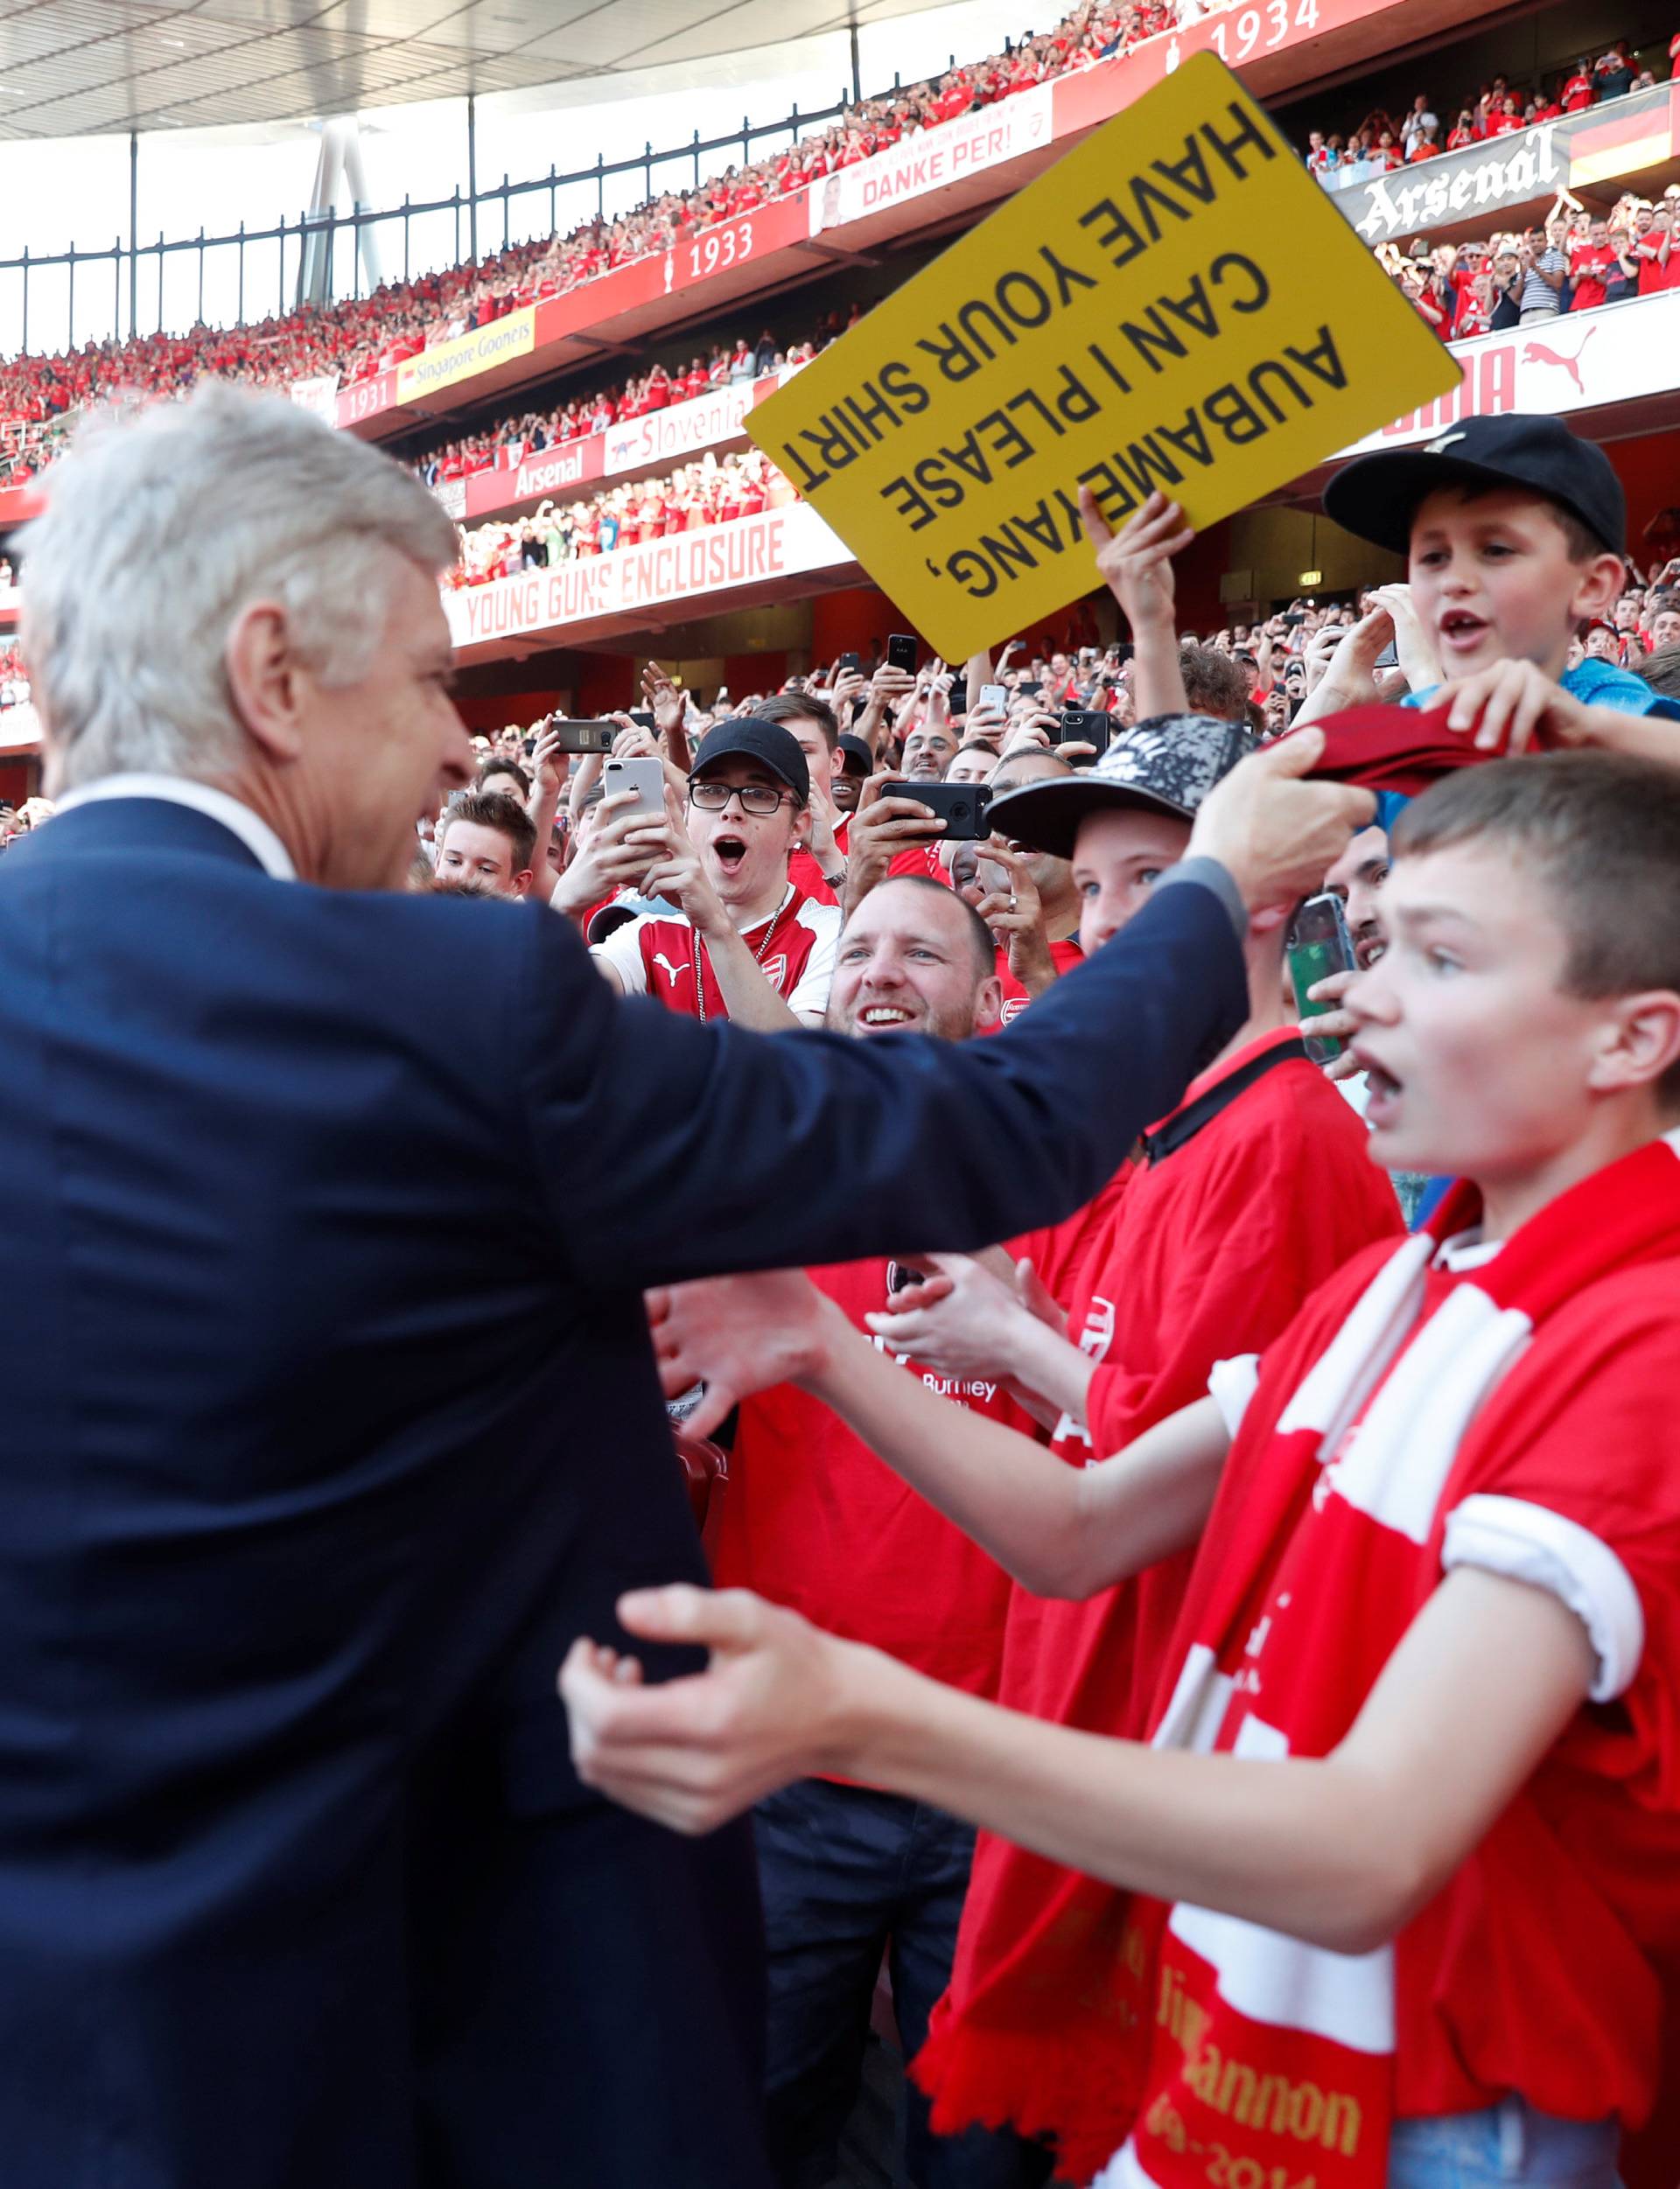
left=516, top=877, right=1245, bottom=1290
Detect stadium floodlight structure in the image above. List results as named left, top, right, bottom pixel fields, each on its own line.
left=297, top=116, right=384, bottom=308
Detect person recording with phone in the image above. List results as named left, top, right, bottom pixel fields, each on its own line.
left=586, top=718, right=842, bottom=1030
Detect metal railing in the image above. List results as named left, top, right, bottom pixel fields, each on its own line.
left=0, top=53, right=964, bottom=362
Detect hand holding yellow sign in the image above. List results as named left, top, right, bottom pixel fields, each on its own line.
left=747, top=53, right=1460, bottom=658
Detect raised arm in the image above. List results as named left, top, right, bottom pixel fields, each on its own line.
left=647, top=1270, right=1228, bottom=1598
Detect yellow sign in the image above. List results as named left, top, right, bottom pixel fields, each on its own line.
left=398, top=306, right=536, bottom=404
left=747, top=53, right=1460, bottom=660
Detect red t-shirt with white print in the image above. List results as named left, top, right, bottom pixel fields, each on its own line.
left=590, top=878, right=839, bottom=1019
left=717, top=1255, right=1040, bottom=1700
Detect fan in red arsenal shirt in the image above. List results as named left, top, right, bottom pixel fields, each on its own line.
left=707, top=871, right=1103, bottom=2189
left=860, top=721, right=1402, bottom=2167
left=587, top=717, right=840, bottom=1030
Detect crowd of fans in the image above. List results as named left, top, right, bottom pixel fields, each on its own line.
left=1, top=10, right=1676, bottom=506
left=450, top=446, right=802, bottom=578
left=1305, top=31, right=1680, bottom=172
left=1378, top=182, right=1680, bottom=336
left=416, top=319, right=840, bottom=490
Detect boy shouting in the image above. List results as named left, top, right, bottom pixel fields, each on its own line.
left=1308, top=413, right=1680, bottom=755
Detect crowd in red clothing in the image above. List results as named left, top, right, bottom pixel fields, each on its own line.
left=1304, top=30, right=1677, bottom=172
left=450, top=446, right=800, bottom=580
left=0, top=0, right=1180, bottom=484
left=416, top=317, right=848, bottom=489
left=1377, top=182, right=1680, bottom=341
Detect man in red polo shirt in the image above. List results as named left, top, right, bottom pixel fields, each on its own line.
left=717, top=872, right=1059, bottom=2189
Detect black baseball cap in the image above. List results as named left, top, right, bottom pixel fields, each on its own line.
left=688, top=717, right=809, bottom=804
left=1323, top=413, right=1626, bottom=557
left=987, top=716, right=1255, bottom=861
left=836, top=733, right=874, bottom=778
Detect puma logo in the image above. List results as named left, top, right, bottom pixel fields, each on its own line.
left=652, top=953, right=691, bottom=983
left=1520, top=323, right=1595, bottom=395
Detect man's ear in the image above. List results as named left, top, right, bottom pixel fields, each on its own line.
left=792, top=803, right=813, bottom=848
left=972, top=975, right=1005, bottom=1033
left=511, top=868, right=536, bottom=899
left=1569, top=551, right=1628, bottom=626
left=1590, top=990, right=1680, bottom=1098
left=224, top=599, right=307, bottom=766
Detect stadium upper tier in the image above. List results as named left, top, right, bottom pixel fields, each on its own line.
left=0, top=0, right=1528, bottom=472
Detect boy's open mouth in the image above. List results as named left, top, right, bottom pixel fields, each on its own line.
left=1354, top=1047, right=1404, bottom=1119
left=1438, top=609, right=1490, bottom=654
left=711, top=834, right=748, bottom=876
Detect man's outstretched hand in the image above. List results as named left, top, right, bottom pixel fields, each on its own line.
left=559, top=1584, right=851, bottom=1835
left=645, top=1270, right=836, bottom=1438
left=1188, top=730, right=1376, bottom=913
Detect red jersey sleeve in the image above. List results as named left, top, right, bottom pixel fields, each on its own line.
left=1441, top=1265, right=1680, bottom=1720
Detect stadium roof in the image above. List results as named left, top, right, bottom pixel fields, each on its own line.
left=0, top=0, right=929, bottom=141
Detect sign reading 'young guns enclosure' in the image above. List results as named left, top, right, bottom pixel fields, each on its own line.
left=748, top=52, right=1460, bottom=660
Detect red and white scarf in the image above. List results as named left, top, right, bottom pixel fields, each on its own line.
left=1101, top=1131, right=1680, bottom=2189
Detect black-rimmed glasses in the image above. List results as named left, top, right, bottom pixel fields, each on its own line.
left=689, top=781, right=792, bottom=817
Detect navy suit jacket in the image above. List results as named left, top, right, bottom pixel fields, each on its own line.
left=0, top=795, right=1244, bottom=2187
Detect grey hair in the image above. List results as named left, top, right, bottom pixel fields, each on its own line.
left=23, top=383, right=459, bottom=793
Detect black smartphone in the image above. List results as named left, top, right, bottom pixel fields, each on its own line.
left=838, top=650, right=861, bottom=674
left=1018, top=678, right=1043, bottom=697
left=627, top=709, right=656, bottom=730
left=886, top=780, right=993, bottom=840
left=1055, top=708, right=1113, bottom=763
left=1374, top=641, right=1399, bottom=670
left=552, top=720, right=619, bottom=754
left=1286, top=892, right=1357, bottom=1064
left=887, top=633, right=918, bottom=675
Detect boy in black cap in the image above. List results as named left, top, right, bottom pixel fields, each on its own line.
left=587, top=717, right=842, bottom=1030
left=1312, top=414, right=1680, bottom=752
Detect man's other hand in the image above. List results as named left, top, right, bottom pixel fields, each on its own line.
left=646, top=1270, right=836, bottom=1438
left=560, top=1586, right=850, bottom=1835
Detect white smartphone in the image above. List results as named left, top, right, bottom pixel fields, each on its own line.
left=978, top=682, right=1009, bottom=711
left=601, top=755, right=666, bottom=822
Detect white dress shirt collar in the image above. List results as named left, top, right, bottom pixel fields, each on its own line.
left=51, top=773, right=297, bottom=882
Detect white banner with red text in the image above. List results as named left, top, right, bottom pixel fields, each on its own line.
left=444, top=500, right=850, bottom=651
left=288, top=373, right=341, bottom=425
left=808, top=86, right=1054, bottom=235
left=1331, top=290, right=1680, bottom=458
left=449, top=370, right=788, bottom=526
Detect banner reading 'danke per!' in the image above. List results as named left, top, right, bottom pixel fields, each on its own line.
left=748, top=52, right=1460, bottom=660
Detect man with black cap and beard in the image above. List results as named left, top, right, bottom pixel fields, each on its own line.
left=588, top=717, right=840, bottom=1028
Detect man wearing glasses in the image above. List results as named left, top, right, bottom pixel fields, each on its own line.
left=589, top=718, right=841, bottom=1028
